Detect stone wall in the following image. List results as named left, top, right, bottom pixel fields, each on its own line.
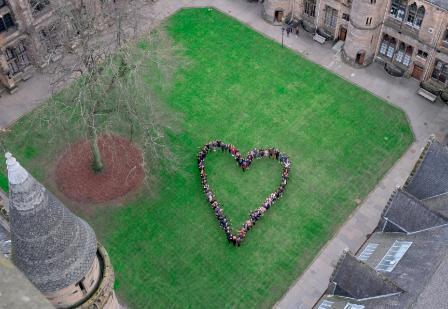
left=342, top=0, right=388, bottom=66
left=44, top=256, right=102, bottom=308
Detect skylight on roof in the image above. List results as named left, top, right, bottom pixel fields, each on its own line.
left=318, top=300, right=334, bottom=309
left=375, top=240, right=412, bottom=272
left=358, top=243, right=379, bottom=261
left=344, top=303, right=365, bottom=309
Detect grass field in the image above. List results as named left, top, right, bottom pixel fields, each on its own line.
left=1, top=8, right=413, bottom=308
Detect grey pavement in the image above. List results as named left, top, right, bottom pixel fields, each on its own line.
left=1, top=1, right=448, bottom=308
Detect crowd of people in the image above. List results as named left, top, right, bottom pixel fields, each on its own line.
left=198, top=140, right=291, bottom=246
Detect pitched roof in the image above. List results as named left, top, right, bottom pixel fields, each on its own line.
left=422, top=192, right=448, bottom=218
left=425, top=0, right=448, bottom=11
left=404, top=138, right=448, bottom=200
left=380, top=189, right=448, bottom=233
left=6, top=154, right=97, bottom=293
left=328, top=252, right=403, bottom=300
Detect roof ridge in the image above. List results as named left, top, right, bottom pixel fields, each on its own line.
left=399, top=189, right=448, bottom=221
left=381, top=188, right=399, bottom=220
left=329, top=249, right=350, bottom=283
left=351, top=254, right=404, bottom=294
left=403, top=136, right=435, bottom=190
left=330, top=252, right=405, bottom=299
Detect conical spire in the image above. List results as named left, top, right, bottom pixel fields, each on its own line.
left=5, top=152, right=29, bottom=185
left=5, top=153, right=98, bottom=293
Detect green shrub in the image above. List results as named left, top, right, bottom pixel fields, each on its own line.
left=441, top=90, right=448, bottom=103
left=420, top=80, right=442, bottom=96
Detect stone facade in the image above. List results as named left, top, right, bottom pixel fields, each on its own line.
left=0, top=0, right=110, bottom=94
left=0, top=0, right=55, bottom=94
left=263, top=0, right=448, bottom=84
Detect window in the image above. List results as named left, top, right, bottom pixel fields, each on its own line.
left=304, top=0, right=316, bottom=18
left=415, top=6, right=425, bottom=28
left=342, top=13, right=350, bottom=21
left=432, top=59, right=448, bottom=83
left=324, top=6, right=338, bottom=29
left=371, top=0, right=376, bottom=3
left=406, top=3, right=424, bottom=28
left=375, top=241, right=412, bottom=272
left=344, top=304, right=365, bottom=309
left=395, top=43, right=405, bottom=63
left=5, top=42, right=30, bottom=76
left=366, top=17, right=372, bottom=26
left=318, top=300, right=334, bottom=309
left=380, top=34, right=397, bottom=59
left=390, top=0, right=406, bottom=21
left=0, top=0, right=6, bottom=8
left=407, top=3, right=417, bottom=25
left=29, top=0, right=50, bottom=15
left=403, top=46, right=413, bottom=66
left=0, top=13, right=15, bottom=33
left=358, top=243, right=379, bottom=261
left=417, top=50, right=428, bottom=59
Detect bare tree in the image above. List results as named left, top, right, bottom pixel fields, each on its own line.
left=11, top=0, right=182, bottom=178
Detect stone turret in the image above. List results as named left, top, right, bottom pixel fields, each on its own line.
left=342, top=0, right=388, bottom=66
left=5, top=153, right=120, bottom=309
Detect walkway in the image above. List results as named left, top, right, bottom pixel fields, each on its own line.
left=1, top=1, right=448, bottom=308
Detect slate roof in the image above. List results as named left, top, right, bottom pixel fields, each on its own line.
left=8, top=171, right=97, bottom=293
left=425, top=0, right=448, bottom=11
left=315, top=137, right=448, bottom=309
left=378, top=189, right=448, bottom=233
left=327, top=252, right=403, bottom=300
left=404, top=138, right=448, bottom=200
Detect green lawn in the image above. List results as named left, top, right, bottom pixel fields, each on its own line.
left=1, top=8, right=413, bottom=308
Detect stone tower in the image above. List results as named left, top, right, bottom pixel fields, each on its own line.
left=342, top=0, right=388, bottom=66
left=5, top=153, right=120, bottom=309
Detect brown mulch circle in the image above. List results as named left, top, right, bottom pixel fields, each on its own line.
left=55, top=135, right=145, bottom=204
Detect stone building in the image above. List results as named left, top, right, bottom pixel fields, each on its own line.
left=0, top=0, right=55, bottom=94
left=3, top=152, right=120, bottom=309
left=0, top=0, right=110, bottom=94
left=314, top=136, right=448, bottom=308
left=262, top=0, right=448, bottom=86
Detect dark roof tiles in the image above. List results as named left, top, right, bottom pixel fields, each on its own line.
left=405, top=140, right=448, bottom=200
left=7, top=163, right=97, bottom=293
left=329, top=252, right=403, bottom=300
left=381, top=189, right=448, bottom=233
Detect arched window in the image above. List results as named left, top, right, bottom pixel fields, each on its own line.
left=415, top=6, right=425, bottom=28
left=395, top=43, right=406, bottom=63
left=380, top=34, right=389, bottom=55
left=407, top=3, right=417, bottom=25
left=387, top=38, right=397, bottom=58
left=432, top=60, right=448, bottom=83
left=403, top=46, right=413, bottom=66
left=390, top=0, right=407, bottom=20
left=304, top=0, right=316, bottom=17
left=380, top=35, right=397, bottom=59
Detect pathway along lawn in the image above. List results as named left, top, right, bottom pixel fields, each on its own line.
left=1, top=8, right=413, bottom=308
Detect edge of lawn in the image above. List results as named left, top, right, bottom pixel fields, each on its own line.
left=0, top=6, right=416, bottom=305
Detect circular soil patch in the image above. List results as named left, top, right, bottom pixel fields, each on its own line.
left=55, top=135, right=144, bottom=203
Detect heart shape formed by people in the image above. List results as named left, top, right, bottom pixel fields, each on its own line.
left=198, top=141, right=291, bottom=246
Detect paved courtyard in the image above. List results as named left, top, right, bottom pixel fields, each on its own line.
left=1, top=0, right=448, bottom=308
